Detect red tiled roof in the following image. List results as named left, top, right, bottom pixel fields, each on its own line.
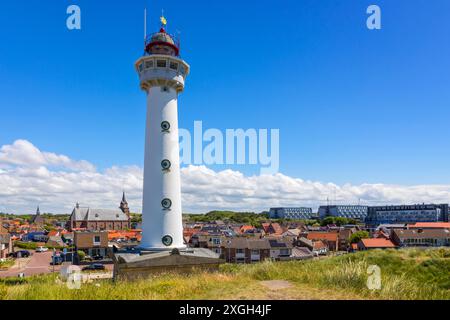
left=307, top=232, right=338, bottom=242
left=271, top=223, right=283, bottom=235
left=240, top=225, right=254, bottom=233
left=360, top=238, right=396, bottom=248
left=407, top=222, right=450, bottom=229
left=313, top=240, right=327, bottom=250
left=47, top=230, right=59, bottom=237
left=261, top=223, right=270, bottom=233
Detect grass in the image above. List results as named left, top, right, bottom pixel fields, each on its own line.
left=0, top=259, right=15, bottom=270
left=1, top=248, right=449, bottom=300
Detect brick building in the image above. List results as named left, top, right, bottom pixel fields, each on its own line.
left=74, top=231, right=109, bottom=257
left=67, top=193, right=131, bottom=231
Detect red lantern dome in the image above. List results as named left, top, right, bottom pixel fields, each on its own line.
left=145, top=28, right=180, bottom=56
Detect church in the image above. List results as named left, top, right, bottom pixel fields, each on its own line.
left=67, top=193, right=131, bottom=231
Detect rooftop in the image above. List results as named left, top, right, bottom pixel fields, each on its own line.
left=360, top=238, right=396, bottom=248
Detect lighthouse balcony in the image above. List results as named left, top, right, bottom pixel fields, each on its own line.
left=135, top=55, right=190, bottom=92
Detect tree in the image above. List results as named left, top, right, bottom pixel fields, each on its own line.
left=349, top=231, right=370, bottom=244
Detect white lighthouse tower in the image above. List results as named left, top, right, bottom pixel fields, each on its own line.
left=135, top=16, right=189, bottom=251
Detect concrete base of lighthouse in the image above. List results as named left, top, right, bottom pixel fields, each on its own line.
left=112, top=248, right=224, bottom=281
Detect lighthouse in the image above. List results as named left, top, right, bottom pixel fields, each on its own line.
left=113, top=14, right=222, bottom=279
left=135, top=16, right=189, bottom=251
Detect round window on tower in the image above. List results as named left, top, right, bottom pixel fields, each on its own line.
left=162, top=235, right=173, bottom=246
left=161, top=198, right=172, bottom=209
left=161, top=121, right=170, bottom=132
left=161, top=159, right=171, bottom=171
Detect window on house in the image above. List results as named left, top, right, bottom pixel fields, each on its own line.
left=251, top=249, right=260, bottom=255
left=236, top=248, right=245, bottom=254
left=280, top=249, right=290, bottom=256
left=212, top=238, right=221, bottom=245
left=94, top=236, right=101, bottom=244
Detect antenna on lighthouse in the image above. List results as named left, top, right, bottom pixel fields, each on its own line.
left=144, top=7, right=147, bottom=40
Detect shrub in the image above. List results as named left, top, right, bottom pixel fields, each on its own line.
left=77, top=250, right=86, bottom=261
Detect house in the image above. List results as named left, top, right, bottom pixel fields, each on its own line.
left=47, top=236, right=65, bottom=248
left=189, top=233, right=225, bottom=255
left=67, top=194, right=131, bottom=231
left=312, top=240, right=329, bottom=255
left=282, top=228, right=302, bottom=238
left=0, top=233, right=13, bottom=259
left=221, top=238, right=271, bottom=263
left=391, top=229, right=450, bottom=247
left=337, top=228, right=355, bottom=251
left=261, top=222, right=284, bottom=235
left=306, top=232, right=339, bottom=251
left=24, top=231, right=48, bottom=242
left=290, top=247, right=314, bottom=260
left=73, top=231, right=109, bottom=259
left=357, top=238, right=397, bottom=250
left=268, top=239, right=293, bottom=260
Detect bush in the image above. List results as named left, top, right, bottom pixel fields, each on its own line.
left=77, top=250, right=86, bottom=261
left=14, top=241, right=37, bottom=250
left=14, top=241, right=65, bottom=251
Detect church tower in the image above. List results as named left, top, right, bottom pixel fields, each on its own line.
left=119, top=192, right=130, bottom=217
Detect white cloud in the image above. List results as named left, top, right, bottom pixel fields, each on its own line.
left=0, top=139, right=449, bottom=214
left=0, top=139, right=96, bottom=172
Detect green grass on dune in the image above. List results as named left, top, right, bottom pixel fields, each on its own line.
left=1, top=248, right=449, bottom=300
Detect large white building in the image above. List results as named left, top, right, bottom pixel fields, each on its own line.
left=135, top=22, right=190, bottom=251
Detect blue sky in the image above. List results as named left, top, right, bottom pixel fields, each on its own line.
left=1, top=0, right=450, bottom=188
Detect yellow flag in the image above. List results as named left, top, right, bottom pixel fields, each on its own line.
left=160, top=16, right=167, bottom=26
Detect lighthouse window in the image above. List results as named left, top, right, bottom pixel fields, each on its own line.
left=145, top=60, right=153, bottom=69
left=161, top=121, right=171, bottom=132
left=138, top=63, right=144, bottom=72
left=162, top=235, right=173, bottom=246
left=161, top=159, right=171, bottom=170
left=157, top=59, right=167, bottom=68
left=169, top=61, right=178, bottom=70
left=161, top=198, right=172, bottom=209
left=179, top=65, right=186, bottom=75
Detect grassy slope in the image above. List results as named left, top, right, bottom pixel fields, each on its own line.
left=1, top=248, right=449, bottom=300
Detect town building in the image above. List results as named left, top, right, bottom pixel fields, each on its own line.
left=74, top=231, right=109, bottom=258
left=357, top=238, right=397, bottom=250
left=407, top=222, right=450, bottom=230
left=221, top=238, right=293, bottom=263
left=67, top=194, right=131, bottom=231
left=365, top=204, right=449, bottom=227
left=268, top=239, right=293, bottom=260
left=318, top=205, right=368, bottom=220
left=306, top=232, right=339, bottom=251
left=391, top=229, right=450, bottom=247
left=0, top=233, right=12, bottom=259
left=269, top=207, right=313, bottom=220
left=261, top=222, right=284, bottom=235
